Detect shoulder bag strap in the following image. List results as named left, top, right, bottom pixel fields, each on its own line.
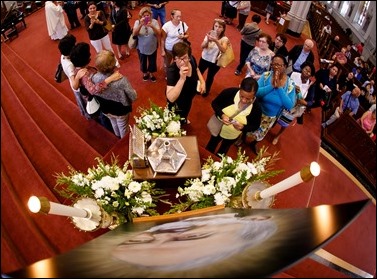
left=229, top=100, right=255, bottom=119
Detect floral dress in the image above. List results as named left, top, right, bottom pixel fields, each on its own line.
left=245, top=47, right=273, bottom=77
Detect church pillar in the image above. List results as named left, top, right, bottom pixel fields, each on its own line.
left=286, top=1, right=312, bottom=37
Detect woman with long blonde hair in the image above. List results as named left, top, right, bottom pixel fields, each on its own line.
left=198, top=18, right=228, bottom=97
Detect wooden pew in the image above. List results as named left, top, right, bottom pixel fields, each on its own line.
left=322, top=113, right=376, bottom=188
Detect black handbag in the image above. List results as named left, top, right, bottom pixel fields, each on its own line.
left=54, top=63, right=68, bottom=83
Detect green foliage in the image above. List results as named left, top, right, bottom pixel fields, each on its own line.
left=54, top=156, right=165, bottom=223
left=169, top=147, right=283, bottom=213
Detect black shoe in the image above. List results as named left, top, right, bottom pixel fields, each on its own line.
left=180, top=119, right=191, bottom=125
left=202, top=92, right=209, bottom=97
left=249, top=141, right=257, bottom=154
left=234, top=137, right=243, bottom=146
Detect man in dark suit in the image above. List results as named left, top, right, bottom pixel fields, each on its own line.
left=287, top=39, right=315, bottom=74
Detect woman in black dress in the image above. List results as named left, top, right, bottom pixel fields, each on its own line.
left=110, top=1, right=132, bottom=59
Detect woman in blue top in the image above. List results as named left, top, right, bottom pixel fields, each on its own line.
left=236, top=54, right=296, bottom=153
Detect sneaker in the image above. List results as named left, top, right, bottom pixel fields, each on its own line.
left=150, top=75, right=156, bottom=82
left=143, top=74, right=149, bottom=81
left=234, top=70, right=241, bottom=76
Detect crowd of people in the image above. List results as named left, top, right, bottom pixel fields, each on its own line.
left=52, top=1, right=376, bottom=155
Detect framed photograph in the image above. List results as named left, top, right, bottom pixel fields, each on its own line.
left=8, top=200, right=369, bottom=278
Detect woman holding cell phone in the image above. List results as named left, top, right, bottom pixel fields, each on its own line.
left=198, top=18, right=229, bottom=97
left=205, top=77, right=262, bottom=157
left=132, top=7, right=161, bottom=82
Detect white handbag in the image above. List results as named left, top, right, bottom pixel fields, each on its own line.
left=86, top=96, right=100, bottom=115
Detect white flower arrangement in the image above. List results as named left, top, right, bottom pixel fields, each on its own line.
left=167, top=148, right=283, bottom=213
left=55, top=156, right=164, bottom=224
left=134, top=101, right=186, bottom=141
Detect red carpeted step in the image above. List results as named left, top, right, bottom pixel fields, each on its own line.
left=1, top=226, right=26, bottom=275
left=1, top=71, right=100, bottom=184
left=1, top=110, right=106, bottom=274
left=1, top=44, right=118, bottom=156
left=1, top=172, right=57, bottom=273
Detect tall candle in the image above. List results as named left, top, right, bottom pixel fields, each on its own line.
left=28, top=196, right=90, bottom=218
left=257, top=162, right=320, bottom=200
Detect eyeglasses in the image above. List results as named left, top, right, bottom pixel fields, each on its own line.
left=259, top=39, right=268, bottom=43
left=175, top=55, right=189, bottom=62
left=271, top=63, right=285, bottom=68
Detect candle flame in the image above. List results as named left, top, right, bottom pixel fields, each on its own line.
left=28, top=196, right=42, bottom=213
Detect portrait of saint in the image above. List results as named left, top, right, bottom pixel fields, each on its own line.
left=7, top=201, right=369, bottom=278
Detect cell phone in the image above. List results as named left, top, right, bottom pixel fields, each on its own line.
left=144, top=16, right=150, bottom=24
left=209, top=30, right=217, bottom=38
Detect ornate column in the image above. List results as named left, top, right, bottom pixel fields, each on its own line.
left=286, top=1, right=312, bottom=37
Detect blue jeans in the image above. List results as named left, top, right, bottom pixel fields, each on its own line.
left=73, top=90, right=90, bottom=119
left=151, top=7, right=166, bottom=26
left=104, top=113, right=130, bottom=138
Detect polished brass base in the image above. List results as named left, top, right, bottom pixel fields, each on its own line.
left=71, top=198, right=119, bottom=231
left=242, top=181, right=274, bottom=209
